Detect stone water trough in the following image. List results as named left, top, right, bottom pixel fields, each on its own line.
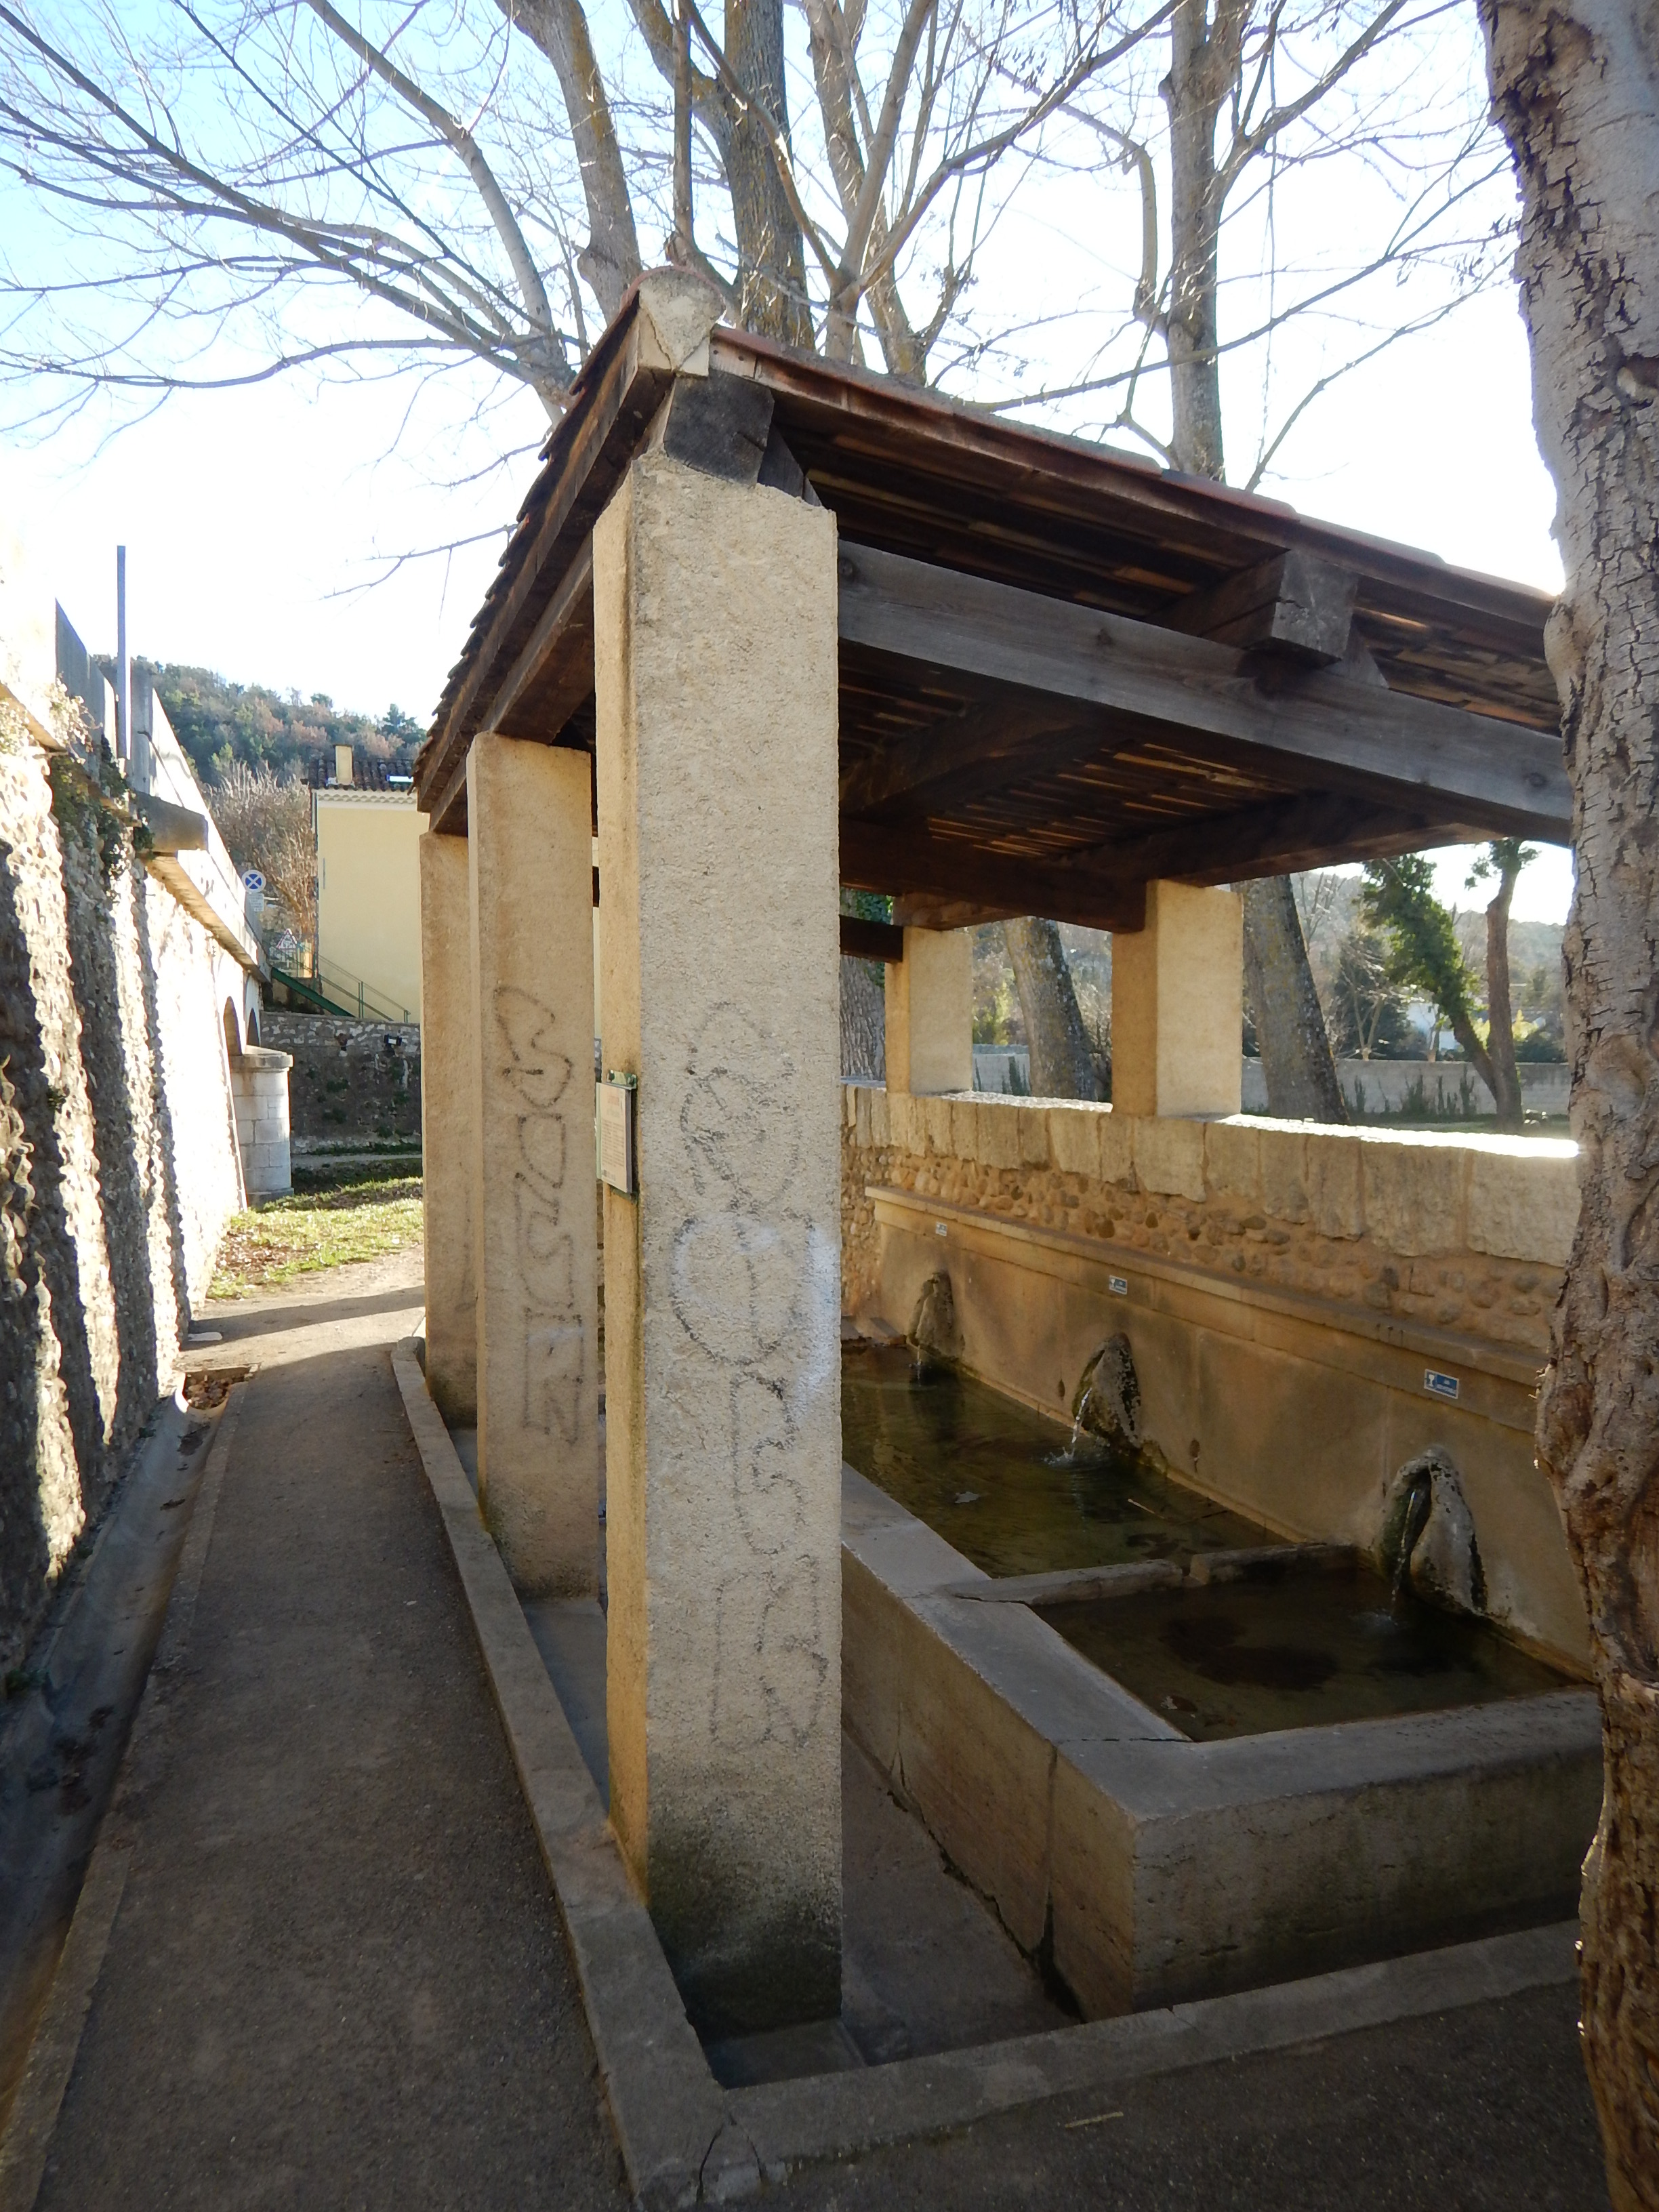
left=838, top=1096, right=1601, bottom=2020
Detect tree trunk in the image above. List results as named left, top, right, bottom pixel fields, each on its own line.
left=1161, top=0, right=1230, bottom=480
left=840, top=956, right=886, bottom=1082
left=723, top=0, right=814, bottom=348
left=1241, top=879, right=1349, bottom=1122
left=1481, top=7, right=1659, bottom=2205
left=1483, top=870, right=1525, bottom=1129
left=1162, top=7, right=1345, bottom=1111
left=501, top=0, right=641, bottom=316
left=1004, top=918, right=1102, bottom=1099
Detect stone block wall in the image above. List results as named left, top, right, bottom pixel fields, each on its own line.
left=842, top=1087, right=1578, bottom=1357
left=262, top=1012, right=420, bottom=1145
left=1, top=731, right=247, bottom=1668
left=230, top=1047, right=293, bottom=1195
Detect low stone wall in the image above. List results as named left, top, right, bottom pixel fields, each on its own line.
left=1, top=732, right=248, bottom=1667
left=842, top=1087, right=1587, bottom=1665
left=262, top=1011, right=420, bottom=1145
left=842, top=1086, right=1576, bottom=1357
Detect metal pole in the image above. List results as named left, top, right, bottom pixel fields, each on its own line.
left=115, top=544, right=129, bottom=761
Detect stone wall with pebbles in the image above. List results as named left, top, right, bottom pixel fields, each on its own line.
left=842, top=1086, right=1577, bottom=1357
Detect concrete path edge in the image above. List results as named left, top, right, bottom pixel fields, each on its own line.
left=389, top=1340, right=1579, bottom=2206
left=0, top=1386, right=247, bottom=2212
left=388, top=1344, right=731, bottom=2211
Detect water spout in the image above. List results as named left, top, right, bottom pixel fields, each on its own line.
left=1392, top=1479, right=1434, bottom=1603
left=1057, top=1380, right=1097, bottom=1464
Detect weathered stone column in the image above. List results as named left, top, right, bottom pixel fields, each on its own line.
left=228, top=1046, right=292, bottom=1195
left=885, top=927, right=972, bottom=1094
left=419, top=830, right=476, bottom=1423
left=1111, top=880, right=1243, bottom=1116
left=594, top=448, right=842, bottom=2036
left=467, top=733, right=599, bottom=1596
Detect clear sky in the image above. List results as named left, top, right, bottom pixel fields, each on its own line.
left=0, top=0, right=1572, bottom=925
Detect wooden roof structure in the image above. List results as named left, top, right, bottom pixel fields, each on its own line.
left=414, top=279, right=1567, bottom=938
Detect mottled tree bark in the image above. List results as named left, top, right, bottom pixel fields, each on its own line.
left=497, top=0, right=641, bottom=317
left=723, top=0, right=814, bottom=346
left=1481, top=5, right=1659, bottom=2203
left=1004, top=918, right=1102, bottom=1099
left=1241, top=878, right=1348, bottom=1122
left=840, top=956, right=886, bottom=1082
left=1162, top=0, right=1235, bottom=480
left=1160, top=4, right=1346, bottom=1110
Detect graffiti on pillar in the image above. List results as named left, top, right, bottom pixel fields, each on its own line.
left=671, top=1003, right=837, bottom=1750
left=495, top=984, right=583, bottom=1442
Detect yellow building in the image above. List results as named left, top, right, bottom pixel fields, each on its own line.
left=314, top=777, right=423, bottom=1020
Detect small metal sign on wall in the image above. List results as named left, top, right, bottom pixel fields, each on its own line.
left=598, top=1072, right=638, bottom=1197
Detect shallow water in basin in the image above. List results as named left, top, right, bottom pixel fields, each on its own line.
left=1038, top=1565, right=1572, bottom=1740
left=841, top=1340, right=1273, bottom=1578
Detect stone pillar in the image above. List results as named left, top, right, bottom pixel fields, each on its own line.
left=884, top=927, right=972, bottom=1094
left=594, top=449, right=842, bottom=2038
left=228, top=1046, right=292, bottom=1195
left=467, top=733, right=599, bottom=1597
left=419, top=830, right=476, bottom=1424
left=1111, top=880, right=1243, bottom=1117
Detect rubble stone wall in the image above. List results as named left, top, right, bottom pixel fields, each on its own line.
left=0, top=734, right=245, bottom=1668
left=263, top=1011, right=420, bottom=1145
left=842, top=1086, right=1577, bottom=1357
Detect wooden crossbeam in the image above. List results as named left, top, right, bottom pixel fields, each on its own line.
left=836, top=544, right=1570, bottom=842
left=1063, top=790, right=1460, bottom=895
left=839, top=690, right=1088, bottom=822
left=840, top=819, right=1148, bottom=935
left=1169, top=548, right=1357, bottom=663
left=839, top=914, right=905, bottom=962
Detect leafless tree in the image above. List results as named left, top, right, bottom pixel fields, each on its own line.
left=979, top=0, right=1512, bottom=1120
left=0, top=0, right=1164, bottom=424
left=1480, top=7, right=1659, bottom=2203
left=206, top=760, right=316, bottom=943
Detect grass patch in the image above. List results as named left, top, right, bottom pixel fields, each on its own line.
left=209, top=1175, right=423, bottom=1298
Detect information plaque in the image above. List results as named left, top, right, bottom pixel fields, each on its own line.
left=597, top=1073, right=638, bottom=1197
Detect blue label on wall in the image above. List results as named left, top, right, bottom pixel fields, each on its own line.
left=1109, top=1275, right=1129, bottom=1297
left=1424, top=1368, right=1460, bottom=1401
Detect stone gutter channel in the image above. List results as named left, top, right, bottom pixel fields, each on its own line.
left=386, top=1343, right=1581, bottom=2209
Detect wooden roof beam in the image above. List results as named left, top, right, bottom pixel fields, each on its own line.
left=837, top=544, right=1570, bottom=843
left=840, top=818, right=1148, bottom=935
left=1169, top=548, right=1358, bottom=663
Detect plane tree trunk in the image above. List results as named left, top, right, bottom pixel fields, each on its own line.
left=1241, top=879, right=1348, bottom=1121
left=1481, top=5, right=1659, bottom=2204
left=1004, top=918, right=1103, bottom=1099
left=1160, top=1, right=1346, bottom=1120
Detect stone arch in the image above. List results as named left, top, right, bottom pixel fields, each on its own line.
left=222, top=999, right=242, bottom=1061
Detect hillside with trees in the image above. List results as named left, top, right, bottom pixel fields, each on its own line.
left=102, top=657, right=424, bottom=787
